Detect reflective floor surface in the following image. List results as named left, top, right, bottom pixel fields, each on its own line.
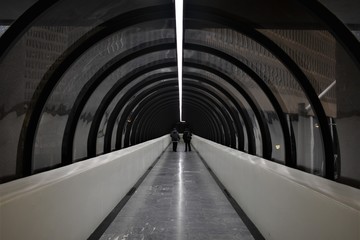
left=99, top=143, right=255, bottom=240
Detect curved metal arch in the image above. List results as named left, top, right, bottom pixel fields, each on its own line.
left=103, top=73, right=177, bottom=152
left=139, top=104, right=178, bottom=142
left=103, top=73, right=224, bottom=150
left=182, top=102, right=218, bottom=140
left=133, top=96, right=224, bottom=146
left=0, top=0, right=59, bottom=62
left=136, top=104, right=180, bottom=143
left=72, top=39, right=289, bottom=158
left=0, top=3, right=173, bottom=63
left=183, top=87, right=237, bottom=147
left=69, top=40, right=279, bottom=158
left=2, top=0, right=358, bottom=75
left=137, top=98, right=219, bottom=144
left=130, top=95, right=223, bottom=147
left=11, top=2, right=340, bottom=176
left=184, top=77, right=245, bottom=150
left=119, top=85, right=233, bottom=148
left=298, top=0, right=360, bottom=68
left=82, top=61, right=272, bottom=160
left=185, top=43, right=294, bottom=165
left=183, top=73, right=251, bottom=152
left=85, top=60, right=175, bottom=157
left=184, top=86, right=239, bottom=147
left=133, top=102, right=177, bottom=143
left=19, top=14, right=283, bottom=173
left=113, top=88, right=223, bottom=149
left=2, top=0, right=354, bottom=180
left=116, top=83, right=236, bottom=150
left=184, top=60, right=272, bottom=159
left=138, top=101, right=215, bottom=145
left=133, top=100, right=216, bottom=144
left=102, top=72, right=247, bottom=153
left=185, top=5, right=334, bottom=178
left=17, top=5, right=175, bottom=176
left=3, top=1, right=358, bottom=79
left=182, top=101, right=219, bottom=141
left=134, top=99, right=218, bottom=144
left=126, top=86, right=236, bottom=148
left=89, top=59, right=263, bottom=159
left=19, top=13, right=276, bottom=172
left=141, top=85, right=239, bottom=147
left=62, top=39, right=175, bottom=163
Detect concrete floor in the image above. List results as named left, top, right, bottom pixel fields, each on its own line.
left=99, top=143, right=255, bottom=240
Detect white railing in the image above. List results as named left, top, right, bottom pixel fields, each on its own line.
left=192, top=135, right=360, bottom=240
left=0, top=135, right=170, bottom=240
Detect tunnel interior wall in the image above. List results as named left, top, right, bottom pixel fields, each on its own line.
left=192, top=135, right=360, bottom=240
left=0, top=135, right=170, bottom=240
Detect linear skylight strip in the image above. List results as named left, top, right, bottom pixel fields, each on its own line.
left=175, top=0, right=183, bottom=121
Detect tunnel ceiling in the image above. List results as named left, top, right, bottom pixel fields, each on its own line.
left=1, top=0, right=360, bottom=25
left=0, top=0, right=359, bottom=189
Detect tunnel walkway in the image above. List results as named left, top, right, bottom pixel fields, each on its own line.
left=94, top=142, right=255, bottom=240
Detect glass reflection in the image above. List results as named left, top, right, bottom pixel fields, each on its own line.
left=184, top=50, right=283, bottom=161
left=0, top=25, right=10, bottom=37
left=185, top=27, right=331, bottom=174
left=33, top=21, right=175, bottom=168
left=0, top=0, right=359, bottom=189
left=73, top=50, right=176, bottom=160
left=177, top=152, right=184, bottom=238
left=101, top=69, right=177, bottom=153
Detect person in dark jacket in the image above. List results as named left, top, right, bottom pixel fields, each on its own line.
left=183, top=128, right=192, bottom=152
left=170, top=128, right=180, bottom=152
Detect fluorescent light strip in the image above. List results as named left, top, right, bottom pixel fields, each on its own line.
left=175, top=0, right=183, bottom=121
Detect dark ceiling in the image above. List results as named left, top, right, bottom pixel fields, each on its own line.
left=0, top=0, right=359, bottom=26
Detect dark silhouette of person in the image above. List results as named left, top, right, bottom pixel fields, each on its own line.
left=170, top=128, right=180, bottom=152
left=183, top=128, right=192, bottom=152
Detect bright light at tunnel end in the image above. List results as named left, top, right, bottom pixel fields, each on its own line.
left=175, top=0, right=183, bottom=122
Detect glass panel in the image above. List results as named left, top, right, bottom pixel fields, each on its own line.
left=96, top=69, right=176, bottom=153
left=108, top=69, right=177, bottom=151
left=0, top=25, right=10, bottom=37
left=318, top=0, right=360, bottom=43
left=333, top=43, right=360, bottom=185
left=186, top=26, right=327, bottom=171
left=351, top=29, right=360, bottom=41
left=258, top=27, right=360, bottom=182
left=33, top=20, right=174, bottom=169
left=110, top=78, right=177, bottom=149
left=184, top=66, right=261, bottom=156
left=184, top=49, right=283, bottom=160
left=73, top=50, right=176, bottom=160
left=0, top=0, right=171, bottom=178
left=258, top=30, right=336, bottom=115
left=1, top=0, right=359, bottom=188
left=185, top=78, right=239, bottom=148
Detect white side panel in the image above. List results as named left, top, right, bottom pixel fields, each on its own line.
left=192, top=135, right=360, bottom=240
left=0, top=135, right=170, bottom=240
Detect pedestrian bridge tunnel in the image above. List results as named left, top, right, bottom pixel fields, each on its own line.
left=0, top=0, right=360, bottom=239
left=0, top=0, right=360, bottom=240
